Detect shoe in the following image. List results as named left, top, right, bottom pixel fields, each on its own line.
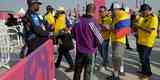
left=139, top=75, right=150, bottom=80
left=137, top=71, right=152, bottom=77
left=103, top=63, right=109, bottom=71
left=104, top=66, right=108, bottom=71
left=65, top=67, right=74, bottom=72
left=106, top=74, right=120, bottom=80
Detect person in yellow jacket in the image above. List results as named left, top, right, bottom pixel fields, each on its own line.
left=98, top=6, right=112, bottom=70
left=54, top=7, right=66, bottom=33
left=137, top=4, right=158, bottom=80
left=44, top=5, right=55, bottom=31
left=107, top=3, right=130, bottom=80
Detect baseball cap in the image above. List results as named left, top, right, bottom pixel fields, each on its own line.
left=29, top=0, right=42, bottom=5
left=139, top=4, right=152, bottom=12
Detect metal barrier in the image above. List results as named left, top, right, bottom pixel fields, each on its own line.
left=0, top=22, right=24, bottom=69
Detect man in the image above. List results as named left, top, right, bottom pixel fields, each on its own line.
left=98, top=6, right=112, bottom=70
left=22, top=0, right=53, bottom=56
left=5, top=13, right=18, bottom=26
left=72, top=3, right=102, bottom=80
left=55, top=27, right=74, bottom=72
left=54, top=7, right=66, bottom=33
left=54, top=7, right=74, bottom=72
left=44, top=5, right=55, bottom=32
left=137, top=4, right=158, bottom=80
left=107, top=2, right=131, bottom=80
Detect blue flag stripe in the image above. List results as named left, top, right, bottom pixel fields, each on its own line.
left=115, top=19, right=130, bottom=30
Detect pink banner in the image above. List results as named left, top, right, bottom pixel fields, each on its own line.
left=94, top=0, right=106, bottom=20
left=0, top=39, right=55, bottom=80
left=0, top=12, right=9, bottom=20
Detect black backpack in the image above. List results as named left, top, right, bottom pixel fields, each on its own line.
left=57, top=32, right=74, bottom=50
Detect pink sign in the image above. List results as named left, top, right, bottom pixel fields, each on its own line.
left=94, top=0, right=106, bottom=20
left=0, top=40, right=55, bottom=80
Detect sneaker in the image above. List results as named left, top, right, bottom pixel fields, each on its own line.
left=139, top=75, right=150, bottom=80
left=104, top=66, right=108, bottom=71
left=103, top=63, right=109, bottom=71
left=65, top=67, right=74, bottom=72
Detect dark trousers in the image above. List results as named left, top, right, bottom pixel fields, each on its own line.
left=20, top=38, right=47, bottom=57
left=55, top=47, right=74, bottom=68
left=98, top=40, right=109, bottom=66
left=137, top=44, right=152, bottom=76
left=73, top=51, right=95, bottom=80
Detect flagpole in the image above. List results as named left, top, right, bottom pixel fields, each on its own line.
left=136, top=0, right=138, bottom=8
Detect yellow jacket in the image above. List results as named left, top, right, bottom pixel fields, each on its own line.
left=137, top=14, right=158, bottom=47
left=54, top=14, right=66, bottom=33
left=99, top=16, right=112, bottom=40
left=44, top=12, right=55, bottom=31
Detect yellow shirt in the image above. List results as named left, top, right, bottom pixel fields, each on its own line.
left=44, top=12, right=55, bottom=30
left=135, top=16, right=144, bottom=27
left=137, top=14, right=158, bottom=47
left=54, top=14, right=66, bottom=33
left=111, top=10, right=128, bottom=44
left=99, top=16, right=112, bottom=40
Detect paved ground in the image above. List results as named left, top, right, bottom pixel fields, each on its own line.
left=55, top=36, right=160, bottom=80
left=0, top=36, right=160, bottom=80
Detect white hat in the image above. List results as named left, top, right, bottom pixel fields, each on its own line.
left=124, top=7, right=130, bottom=13
left=113, top=3, right=121, bottom=9
left=58, top=7, right=65, bottom=11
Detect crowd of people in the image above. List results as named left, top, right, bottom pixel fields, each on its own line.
left=13, top=0, right=159, bottom=80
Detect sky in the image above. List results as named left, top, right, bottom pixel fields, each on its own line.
left=0, top=0, right=159, bottom=13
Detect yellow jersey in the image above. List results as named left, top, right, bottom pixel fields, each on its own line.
left=54, top=14, right=66, bottom=33
left=137, top=14, right=158, bottom=47
left=99, top=16, right=112, bottom=40
left=44, top=12, right=55, bottom=30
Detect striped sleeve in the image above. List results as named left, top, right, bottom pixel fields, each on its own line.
left=89, top=22, right=104, bottom=44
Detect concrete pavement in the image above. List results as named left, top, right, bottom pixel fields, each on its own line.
left=0, top=36, right=159, bottom=80
left=55, top=37, right=160, bottom=80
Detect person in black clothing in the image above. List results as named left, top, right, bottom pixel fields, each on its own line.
left=21, top=0, right=53, bottom=57
left=55, top=28, right=74, bottom=72
left=5, top=13, right=18, bottom=26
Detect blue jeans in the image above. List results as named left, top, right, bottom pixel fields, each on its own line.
left=98, top=40, right=110, bottom=66
left=137, top=44, right=152, bottom=76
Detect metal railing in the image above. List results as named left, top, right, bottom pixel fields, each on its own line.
left=0, top=22, right=24, bottom=69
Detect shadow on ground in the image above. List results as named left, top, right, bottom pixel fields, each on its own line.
left=56, top=69, right=71, bottom=80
